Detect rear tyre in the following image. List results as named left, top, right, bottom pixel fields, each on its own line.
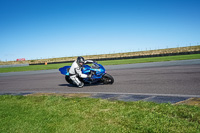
left=102, top=73, right=114, bottom=84
left=65, top=75, right=74, bottom=84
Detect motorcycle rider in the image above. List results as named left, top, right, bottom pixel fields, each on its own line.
left=69, top=56, right=93, bottom=88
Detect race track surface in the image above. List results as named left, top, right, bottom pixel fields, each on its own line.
left=1, top=59, right=200, bottom=98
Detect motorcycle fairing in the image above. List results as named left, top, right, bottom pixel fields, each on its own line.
left=59, top=66, right=70, bottom=76
left=59, top=63, right=106, bottom=81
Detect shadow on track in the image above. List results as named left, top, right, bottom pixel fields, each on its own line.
left=58, top=83, right=103, bottom=88
left=59, top=84, right=74, bottom=87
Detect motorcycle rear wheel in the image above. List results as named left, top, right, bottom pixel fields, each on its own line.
left=102, top=73, right=114, bottom=84
left=65, top=75, right=74, bottom=84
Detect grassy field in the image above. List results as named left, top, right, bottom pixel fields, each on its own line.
left=0, top=95, right=199, bottom=133
left=0, top=54, right=200, bottom=73
left=98, top=53, right=200, bottom=65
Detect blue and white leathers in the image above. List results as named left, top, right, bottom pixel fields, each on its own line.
left=68, top=60, right=87, bottom=87
left=59, top=61, right=114, bottom=87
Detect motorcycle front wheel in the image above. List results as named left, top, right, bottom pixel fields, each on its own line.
left=102, top=73, right=114, bottom=84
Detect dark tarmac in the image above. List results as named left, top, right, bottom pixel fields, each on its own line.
left=0, top=59, right=200, bottom=104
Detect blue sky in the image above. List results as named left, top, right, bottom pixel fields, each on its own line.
left=0, top=0, right=200, bottom=61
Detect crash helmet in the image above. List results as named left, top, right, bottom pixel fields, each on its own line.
left=77, top=56, right=85, bottom=66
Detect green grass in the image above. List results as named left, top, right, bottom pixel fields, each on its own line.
left=0, top=63, right=72, bottom=73
left=0, top=54, right=200, bottom=73
left=0, top=95, right=199, bottom=133
left=98, top=53, right=200, bottom=65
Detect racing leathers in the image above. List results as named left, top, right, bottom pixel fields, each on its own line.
left=69, top=60, right=93, bottom=87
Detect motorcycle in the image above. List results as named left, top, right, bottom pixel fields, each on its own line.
left=59, top=62, right=114, bottom=86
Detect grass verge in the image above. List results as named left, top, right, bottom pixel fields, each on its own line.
left=0, top=54, right=200, bottom=73
left=0, top=95, right=199, bottom=133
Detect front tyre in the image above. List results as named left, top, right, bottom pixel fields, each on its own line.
left=65, top=75, right=74, bottom=84
left=102, top=73, right=114, bottom=84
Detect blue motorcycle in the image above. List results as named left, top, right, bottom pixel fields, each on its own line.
left=59, top=62, right=114, bottom=85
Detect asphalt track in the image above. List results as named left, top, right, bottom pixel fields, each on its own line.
left=0, top=59, right=200, bottom=103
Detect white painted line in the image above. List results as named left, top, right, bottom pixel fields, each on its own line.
left=142, top=96, right=156, bottom=101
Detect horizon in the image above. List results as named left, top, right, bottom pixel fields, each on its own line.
left=1, top=0, right=200, bottom=61
left=1, top=45, right=199, bottom=62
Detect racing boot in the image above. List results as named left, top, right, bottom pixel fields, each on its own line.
left=78, top=82, right=84, bottom=88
